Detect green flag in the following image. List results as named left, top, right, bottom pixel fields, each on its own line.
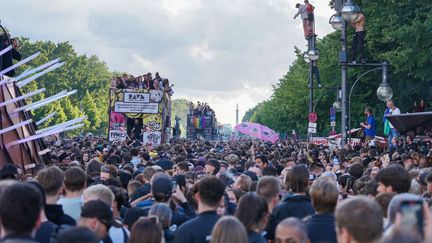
left=384, top=120, right=391, bottom=136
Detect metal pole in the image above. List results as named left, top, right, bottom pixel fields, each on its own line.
left=341, top=17, right=348, bottom=146
left=348, top=67, right=383, bottom=140
left=309, top=62, right=314, bottom=115
left=313, top=88, right=338, bottom=113
left=382, top=61, right=389, bottom=84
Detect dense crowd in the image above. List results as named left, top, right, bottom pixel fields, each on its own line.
left=2, top=134, right=432, bottom=243
left=110, top=72, right=174, bottom=95
left=188, top=101, right=215, bottom=116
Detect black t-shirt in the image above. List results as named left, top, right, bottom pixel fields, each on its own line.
left=35, top=221, right=56, bottom=243
left=174, top=211, right=219, bottom=243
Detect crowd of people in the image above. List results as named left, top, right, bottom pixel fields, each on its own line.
left=188, top=101, right=215, bottom=116
left=2, top=131, right=432, bottom=243
left=110, top=72, right=174, bottom=95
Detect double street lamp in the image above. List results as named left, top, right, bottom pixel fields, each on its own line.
left=329, top=0, right=393, bottom=146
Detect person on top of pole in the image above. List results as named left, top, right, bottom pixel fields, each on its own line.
left=294, top=0, right=314, bottom=40
left=350, top=12, right=366, bottom=64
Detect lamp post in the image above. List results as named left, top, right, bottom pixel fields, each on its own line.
left=312, top=87, right=340, bottom=113
left=330, top=1, right=393, bottom=145
left=304, top=46, right=319, bottom=140
left=332, top=0, right=393, bottom=145
left=330, top=0, right=361, bottom=146
left=333, top=88, right=342, bottom=112
left=376, top=62, right=393, bottom=102
left=347, top=61, right=393, bottom=140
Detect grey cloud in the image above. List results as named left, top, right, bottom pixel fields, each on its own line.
left=1, top=0, right=334, bottom=124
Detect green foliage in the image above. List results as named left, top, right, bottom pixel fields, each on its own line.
left=171, top=99, right=190, bottom=137
left=17, top=38, right=111, bottom=135
left=243, top=1, right=432, bottom=137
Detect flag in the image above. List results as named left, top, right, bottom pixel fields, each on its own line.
left=193, top=116, right=202, bottom=129
left=384, top=120, right=391, bottom=136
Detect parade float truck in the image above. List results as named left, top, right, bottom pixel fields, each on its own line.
left=108, top=88, right=172, bottom=146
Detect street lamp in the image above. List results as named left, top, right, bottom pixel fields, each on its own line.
left=308, top=49, right=320, bottom=61
left=376, top=83, right=393, bottom=102
left=303, top=52, right=310, bottom=63
left=340, top=0, right=361, bottom=22
left=333, top=88, right=342, bottom=112
left=329, top=14, right=343, bottom=31
left=333, top=100, right=342, bottom=112
left=376, top=62, right=393, bottom=101
left=347, top=62, right=393, bottom=140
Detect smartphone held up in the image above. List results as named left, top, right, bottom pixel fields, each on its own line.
left=399, top=199, right=424, bottom=236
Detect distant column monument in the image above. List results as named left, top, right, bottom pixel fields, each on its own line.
left=236, top=104, right=239, bottom=125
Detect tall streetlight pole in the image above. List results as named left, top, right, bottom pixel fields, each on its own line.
left=340, top=19, right=348, bottom=146
left=305, top=39, right=319, bottom=140
left=330, top=0, right=361, bottom=146
left=331, top=2, right=393, bottom=146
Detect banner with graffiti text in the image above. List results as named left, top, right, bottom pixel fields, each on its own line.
left=108, top=112, right=127, bottom=141
left=109, top=89, right=166, bottom=145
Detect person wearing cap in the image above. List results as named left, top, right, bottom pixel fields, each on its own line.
left=155, top=152, right=174, bottom=171
left=79, top=200, right=122, bottom=240
left=137, top=175, right=195, bottom=226
left=83, top=184, right=130, bottom=243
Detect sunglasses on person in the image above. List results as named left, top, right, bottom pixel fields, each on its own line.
left=139, top=215, right=160, bottom=225
left=98, top=219, right=112, bottom=231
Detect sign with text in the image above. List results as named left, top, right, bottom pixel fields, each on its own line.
left=310, top=137, right=329, bottom=145
left=330, top=107, right=336, bottom=121
left=114, top=102, right=159, bottom=114
left=308, top=122, right=317, bottom=134
left=108, top=112, right=127, bottom=141
left=143, top=131, right=162, bottom=145
left=109, top=89, right=167, bottom=146
left=123, top=92, right=150, bottom=103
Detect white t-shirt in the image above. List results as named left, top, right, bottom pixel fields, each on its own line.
left=389, top=107, right=401, bottom=128
left=57, top=196, right=83, bottom=222
left=108, top=225, right=130, bottom=243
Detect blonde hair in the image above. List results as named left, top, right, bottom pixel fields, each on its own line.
left=210, top=216, right=248, bottom=243
left=127, top=181, right=143, bottom=197
left=83, top=184, right=114, bottom=206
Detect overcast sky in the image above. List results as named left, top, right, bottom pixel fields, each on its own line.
left=2, top=0, right=334, bottom=126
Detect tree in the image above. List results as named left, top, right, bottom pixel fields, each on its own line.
left=171, top=99, right=190, bottom=137
left=81, top=91, right=101, bottom=133
left=17, top=38, right=112, bottom=135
